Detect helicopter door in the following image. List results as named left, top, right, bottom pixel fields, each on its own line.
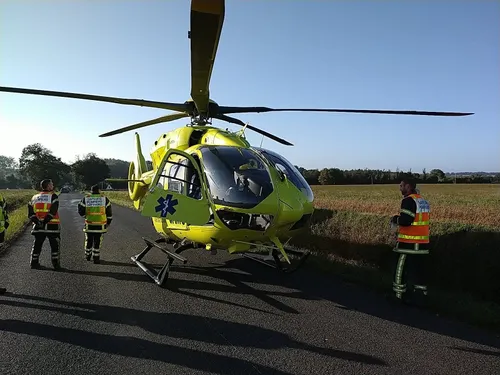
left=141, top=149, right=211, bottom=226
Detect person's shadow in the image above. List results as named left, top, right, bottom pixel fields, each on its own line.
left=0, top=292, right=387, bottom=370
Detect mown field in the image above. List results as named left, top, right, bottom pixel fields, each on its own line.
left=292, top=184, right=500, bottom=299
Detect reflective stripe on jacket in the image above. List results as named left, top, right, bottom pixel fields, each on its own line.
left=31, top=192, right=60, bottom=224
left=81, top=194, right=109, bottom=233
left=398, top=193, right=430, bottom=244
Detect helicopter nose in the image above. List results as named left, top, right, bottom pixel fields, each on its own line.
left=277, top=197, right=304, bottom=226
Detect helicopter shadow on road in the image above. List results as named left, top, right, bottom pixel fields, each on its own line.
left=0, top=293, right=388, bottom=368
left=166, top=260, right=318, bottom=315
left=31, top=263, right=297, bottom=315
left=0, top=319, right=296, bottom=375
left=180, top=252, right=500, bottom=350
left=448, top=346, right=500, bottom=358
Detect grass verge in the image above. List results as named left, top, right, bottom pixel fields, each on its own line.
left=0, top=190, right=37, bottom=253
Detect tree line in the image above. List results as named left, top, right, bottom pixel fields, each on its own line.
left=0, top=144, right=134, bottom=190
left=297, top=167, right=500, bottom=185
left=1, top=143, right=498, bottom=190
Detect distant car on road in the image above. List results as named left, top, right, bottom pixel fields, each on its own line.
left=60, top=187, right=70, bottom=193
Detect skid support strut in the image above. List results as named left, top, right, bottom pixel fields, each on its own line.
left=241, top=246, right=310, bottom=274
left=131, top=237, right=189, bottom=287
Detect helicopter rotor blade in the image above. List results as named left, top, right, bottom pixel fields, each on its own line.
left=190, top=0, right=224, bottom=115
left=0, top=86, right=190, bottom=112
left=99, top=113, right=190, bottom=137
left=217, top=106, right=474, bottom=117
left=215, top=114, right=294, bottom=146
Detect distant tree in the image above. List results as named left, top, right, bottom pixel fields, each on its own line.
left=299, top=168, right=320, bottom=185
left=0, top=155, right=18, bottom=179
left=328, top=168, right=344, bottom=184
left=72, top=153, right=111, bottom=189
left=429, top=168, right=446, bottom=182
left=104, top=158, right=130, bottom=178
left=19, top=143, right=71, bottom=189
left=318, top=168, right=333, bottom=185
left=422, top=168, right=427, bottom=181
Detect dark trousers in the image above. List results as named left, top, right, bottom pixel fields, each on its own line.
left=84, top=232, right=103, bottom=259
left=0, top=230, right=5, bottom=244
left=392, top=249, right=429, bottom=300
left=31, top=233, right=60, bottom=265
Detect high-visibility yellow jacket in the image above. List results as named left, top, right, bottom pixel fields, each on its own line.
left=78, top=193, right=113, bottom=233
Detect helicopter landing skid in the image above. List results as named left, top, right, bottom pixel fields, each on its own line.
left=242, top=248, right=310, bottom=274
left=131, top=237, right=189, bottom=287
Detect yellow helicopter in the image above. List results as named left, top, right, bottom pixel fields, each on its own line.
left=0, top=0, right=472, bottom=287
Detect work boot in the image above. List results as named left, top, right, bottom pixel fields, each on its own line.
left=30, top=260, right=40, bottom=269
left=0, top=287, right=6, bottom=294
left=93, top=249, right=100, bottom=264
left=85, top=250, right=92, bottom=261
left=52, top=260, right=61, bottom=270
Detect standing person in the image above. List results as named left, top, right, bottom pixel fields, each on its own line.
left=0, top=191, right=9, bottom=245
left=0, top=191, right=9, bottom=294
left=390, top=177, right=431, bottom=306
left=78, top=184, right=112, bottom=264
left=28, top=179, right=61, bottom=270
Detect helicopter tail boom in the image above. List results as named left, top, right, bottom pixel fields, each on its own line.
left=126, top=132, right=152, bottom=209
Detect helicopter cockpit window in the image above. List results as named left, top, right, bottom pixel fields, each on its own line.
left=199, top=145, right=273, bottom=209
left=252, top=147, right=314, bottom=202
left=157, top=154, right=202, bottom=200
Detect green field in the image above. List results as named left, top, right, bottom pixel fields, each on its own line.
left=0, top=189, right=37, bottom=245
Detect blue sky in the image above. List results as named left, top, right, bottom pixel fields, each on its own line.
left=1, top=1, right=498, bottom=173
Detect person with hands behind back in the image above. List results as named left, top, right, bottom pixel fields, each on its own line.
left=78, top=184, right=113, bottom=264
left=28, top=179, right=61, bottom=270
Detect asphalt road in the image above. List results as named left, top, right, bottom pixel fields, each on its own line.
left=0, top=193, right=499, bottom=375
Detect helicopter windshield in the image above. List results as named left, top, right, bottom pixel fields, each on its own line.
left=252, top=147, right=314, bottom=202
left=199, top=146, right=273, bottom=209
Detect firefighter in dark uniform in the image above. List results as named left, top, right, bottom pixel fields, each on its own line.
left=390, top=177, right=431, bottom=305
left=28, top=179, right=61, bottom=270
left=0, top=192, right=9, bottom=293
left=78, top=185, right=112, bottom=264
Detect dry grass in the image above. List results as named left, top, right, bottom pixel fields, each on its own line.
left=286, top=184, right=500, bottom=307
left=104, top=191, right=137, bottom=210
left=303, top=184, right=500, bottom=250
left=312, top=184, right=500, bottom=230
